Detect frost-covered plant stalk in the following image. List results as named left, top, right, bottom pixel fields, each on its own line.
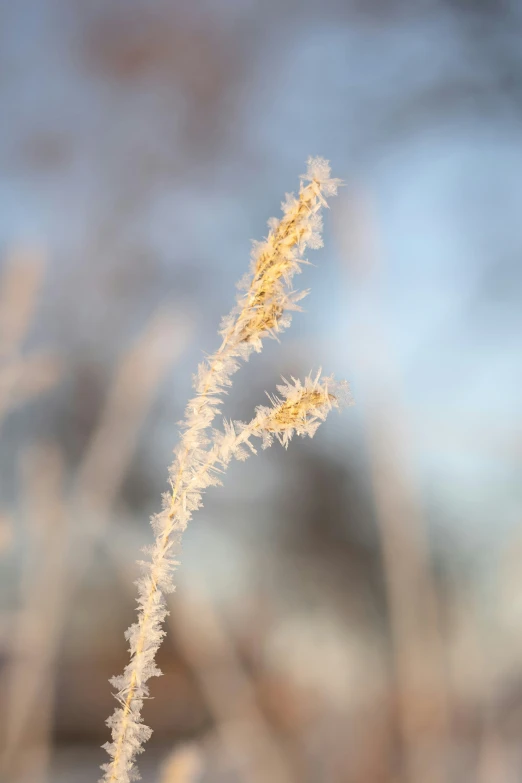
left=100, top=158, right=350, bottom=783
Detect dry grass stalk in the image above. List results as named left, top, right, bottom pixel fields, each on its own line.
left=74, top=307, right=192, bottom=514
left=100, top=158, right=349, bottom=783
left=0, top=513, right=13, bottom=554
left=0, top=247, right=45, bottom=361
left=0, top=248, right=61, bottom=425
left=0, top=445, right=66, bottom=782
left=0, top=308, right=189, bottom=782
left=166, top=586, right=294, bottom=783
left=338, top=189, right=451, bottom=783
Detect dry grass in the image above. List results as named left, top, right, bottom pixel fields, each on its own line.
left=99, top=158, right=349, bottom=783
left=0, top=272, right=192, bottom=782
left=0, top=170, right=519, bottom=783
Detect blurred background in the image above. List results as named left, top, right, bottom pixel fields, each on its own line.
left=0, top=1, right=521, bottom=781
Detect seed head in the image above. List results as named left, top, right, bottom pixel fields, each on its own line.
left=223, top=157, right=341, bottom=349
left=252, top=370, right=352, bottom=449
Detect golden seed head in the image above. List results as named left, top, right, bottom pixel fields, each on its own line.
left=250, top=371, right=352, bottom=449
left=233, top=161, right=337, bottom=346
left=263, top=388, right=335, bottom=432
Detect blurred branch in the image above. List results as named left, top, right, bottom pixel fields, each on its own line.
left=158, top=743, right=204, bottom=783
left=1, top=444, right=67, bottom=783
left=0, top=248, right=44, bottom=360
left=0, top=249, right=61, bottom=426
left=74, top=306, right=192, bottom=515
left=167, top=586, right=295, bottom=783
left=0, top=306, right=192, bottom=781
left=337, top=189, right=452, bottom=783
